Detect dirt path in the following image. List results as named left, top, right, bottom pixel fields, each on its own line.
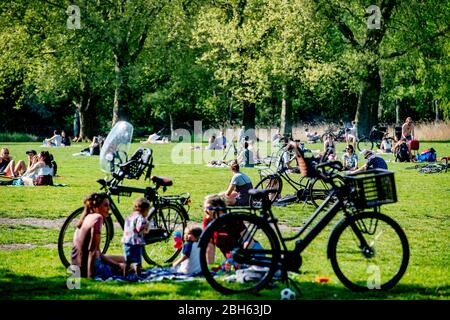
left=0, top=218, right=302, bottom=251
left=0, top=218, right=66, bottom=229
left=0, top=243, right=58, bottom=250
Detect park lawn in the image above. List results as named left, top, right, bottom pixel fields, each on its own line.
left=0, top=141, right=449, bottom=300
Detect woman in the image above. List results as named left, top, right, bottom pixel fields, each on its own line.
left=72, top=192, right=125, bottom=279
left=237, top=142, right=255, bottom=168
left=0, top=147, right=24, bottom=178
left=323, top=134, right=336, bottom=160
left=221, top=160, right=253, bottom=206
left=21, top=151, right=54, bottom=186
left=61, top=130, right=71, bottom=146
left=342, top=144, right=358, bottom=171
left=379, top=138, right=392, bottom=153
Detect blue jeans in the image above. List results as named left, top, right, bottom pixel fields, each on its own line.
left=94, top=257, right=113, bottom=279
left=123, top=244, right=143, bottom=266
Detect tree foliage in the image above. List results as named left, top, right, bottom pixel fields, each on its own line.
left=0, top=0, right=448, bottom=137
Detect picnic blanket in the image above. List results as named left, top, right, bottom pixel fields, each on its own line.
left=95, top=267, right=203, bottom=283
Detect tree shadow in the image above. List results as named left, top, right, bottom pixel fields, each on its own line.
left=0, top=268, right=447, bottom=300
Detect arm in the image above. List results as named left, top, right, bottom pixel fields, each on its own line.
left=87, top=231, right=101, bottom=279
left=352, top=156, right=358, bottom=170
left=172, top=254, right=188, bottom=268
left=25, top=161, right=43, bottom=176
left=350, top=163, right=366, bottom=175
left=401, top=124, right=407, bottom=139
left=225, top=183, right=236, bottom=196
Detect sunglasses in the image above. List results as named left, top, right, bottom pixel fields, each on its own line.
left=205, top=206, right=226, bottom=212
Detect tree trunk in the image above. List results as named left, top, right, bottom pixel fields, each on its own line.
left=242, top=100, right=256, bottom=140
left=74, top=94, right=96, bottom=141
left=434, top=100, right=439, bottom=122
left=355, top=65, right=381, bottom=138
left=169, top=112, right=174, bottom=141
left=395, top=99, right=400, bottom=125
left=280, top=83, right=292, bottom=138
left=112, top=54, right=123, bottom=127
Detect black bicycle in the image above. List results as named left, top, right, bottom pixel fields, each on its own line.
left=253, top=145, right=341, bottom=208
left=320, top=125, right=347, bottom=143
left=58, top=147, right=191, bottom=268
left=198, top=150, right=409, bottom=295
left=357, top=125, right=395, bottom=152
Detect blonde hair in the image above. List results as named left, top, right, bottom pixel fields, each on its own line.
left=1, top=148, right=10, bottom=158
left=133, top=197, right=151, bottom=213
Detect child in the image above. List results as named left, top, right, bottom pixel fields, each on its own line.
left=202, top=194, right=263, bottom=268
left=121, top=197, right=151, bottom=277
left=172, top=225, right=203, bottom=275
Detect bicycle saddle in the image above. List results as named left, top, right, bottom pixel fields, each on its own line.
left=151, top=175, right=173, bottom=187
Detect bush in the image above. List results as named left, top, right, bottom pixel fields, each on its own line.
left=0, top=132, right=39, bottom=142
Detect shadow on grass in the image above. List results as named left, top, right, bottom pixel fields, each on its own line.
left=0, top=268, right=447, bottom=300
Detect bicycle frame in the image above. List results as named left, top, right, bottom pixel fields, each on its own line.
left=266, top=187, right=344, bottom=252
left=99, top=179, right=190, bottom=242
left=242, top=183, right=372, bottom=272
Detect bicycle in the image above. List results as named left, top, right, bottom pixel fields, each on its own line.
left=198, top=148, right=409, bottom=295
left=57, top=147, right=191, bottom=268
left=357, top=125, right=395, bottom=152
left=252, top=144, right=341, bottom=208
left=320, top=125, right=347, bottom=143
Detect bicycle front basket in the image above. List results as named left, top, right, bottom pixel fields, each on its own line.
left=344, top=169, right=397, bottom=209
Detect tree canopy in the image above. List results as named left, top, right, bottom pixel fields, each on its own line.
left=0, top=0, right=448, bottom=138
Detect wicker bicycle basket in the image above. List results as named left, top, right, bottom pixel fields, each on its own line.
left=344, top=169, right=397, bottom=209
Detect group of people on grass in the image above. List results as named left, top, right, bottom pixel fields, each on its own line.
left=0, top=148, right=57, bottom=186
left=72, top=158, right=254, bottom=280
left=73, top=126, right=404, bottom=280
left=43, top=130, right=71, bottom=147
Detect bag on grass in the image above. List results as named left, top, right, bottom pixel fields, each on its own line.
left=416, top=148, right=437, bottom=162
left=396, top=143, right=410, bottom=162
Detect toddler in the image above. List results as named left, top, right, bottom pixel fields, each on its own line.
left=172, top=225, right=203, bottom=275
left=121, top=197, right=151, bottom=277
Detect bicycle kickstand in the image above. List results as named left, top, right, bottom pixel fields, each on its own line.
left=282, top=270, right=303, bottom=297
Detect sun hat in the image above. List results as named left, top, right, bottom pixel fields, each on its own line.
left=360, top=149, right=375, bottom=159
left=25, top=150, right=37, bottom=155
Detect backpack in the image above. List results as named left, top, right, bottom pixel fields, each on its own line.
left=415, top=148, right=437, bottom=162
left=396, top=143, right=410, bottom=162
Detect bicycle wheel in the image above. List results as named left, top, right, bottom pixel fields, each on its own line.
left=199, top=213, right=280, bottom=294
left=328, top=212, right=409, bottom=291
left=321, top=132, right=335, bottom=142
left=58, top=207, right=112, bottom=268
left=309, top=176, right=344, bottom=208
left=309, top=178, right=332, bottom=208
left=142, top=203, right=187, bottom=266
left=357, top=138, right=374, bottom=151
left=251, top=175, right=283, bottom=206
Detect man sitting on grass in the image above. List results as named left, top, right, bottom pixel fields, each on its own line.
left=349, top=149, right=387, bottom=174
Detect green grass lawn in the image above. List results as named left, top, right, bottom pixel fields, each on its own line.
left=0, top=141, right=449, bottom=300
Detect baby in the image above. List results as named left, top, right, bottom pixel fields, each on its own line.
left=172, top=225, right=203, bottom=275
